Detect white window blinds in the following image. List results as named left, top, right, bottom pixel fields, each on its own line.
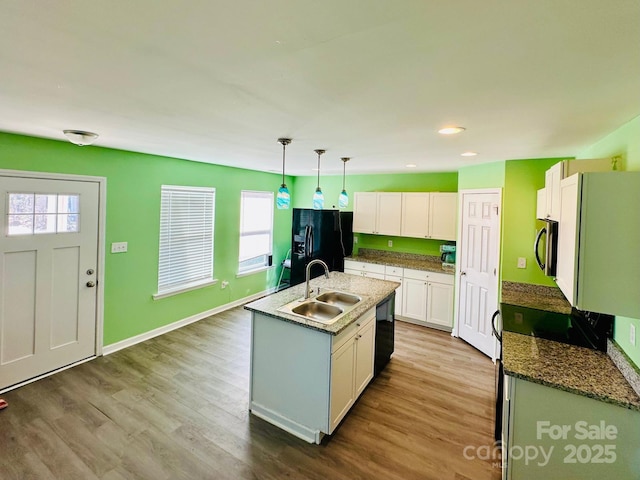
left=157, top=185, right=215, bottom=295
left=238, top=190, right=273, bottom=274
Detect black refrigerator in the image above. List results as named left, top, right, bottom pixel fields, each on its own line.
left=290, top=209, right=353, bottom=287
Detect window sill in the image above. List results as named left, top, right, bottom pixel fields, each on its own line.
left=153, top=279, right=218, bottom=300
left=236, top=265, right=274, bottom=278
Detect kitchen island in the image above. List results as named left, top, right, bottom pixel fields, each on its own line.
left=244, top=272, right=399, bottom=443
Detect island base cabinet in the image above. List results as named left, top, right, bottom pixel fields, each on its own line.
left=250, top=308, right=376, bottom=444
left=329, top=340, right=356, bottom=432
left=503, top=375, right=640, bottom=480
left=330, top=312, right=376, bottom=432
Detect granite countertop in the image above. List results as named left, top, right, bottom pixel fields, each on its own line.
left=346, top=248, right=453, bottom=275
left=503, top=331, right=640, bottom=411
left=501, top=280, right=571, bottom=313
left=244, top=272, right=399, bottom=336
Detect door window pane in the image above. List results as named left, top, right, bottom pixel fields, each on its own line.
left=6, top=193, right=80, bottom=236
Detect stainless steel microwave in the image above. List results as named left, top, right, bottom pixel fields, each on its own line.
left=534, top=220, right=558, bottom=276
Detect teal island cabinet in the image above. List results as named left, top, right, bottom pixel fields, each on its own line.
left=244, top=272, right=399, bottom=444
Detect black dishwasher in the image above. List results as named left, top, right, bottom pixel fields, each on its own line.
left=374, top=292, right=395, bottom=376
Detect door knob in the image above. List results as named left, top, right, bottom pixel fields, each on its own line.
left=86, top=281, right=96, bottom=288
left=460, top=271, right=466, bottom=276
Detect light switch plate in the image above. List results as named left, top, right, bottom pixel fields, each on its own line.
left=353, top=236, right=358, bottom=244
left=111, top=242, right=128, bottom=253
left=388, top=240, right=393, bottom=247
left=517, top=257, right=526, bottom=269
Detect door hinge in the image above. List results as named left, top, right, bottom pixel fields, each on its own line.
left=494, top=267, right=497, bottom=276
left=493, top=205, right=499, bottom=215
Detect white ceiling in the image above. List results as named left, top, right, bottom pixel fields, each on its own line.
left=1, top=0, right=639, bottom=175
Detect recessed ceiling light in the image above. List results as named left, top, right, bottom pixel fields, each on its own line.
left=311, top=168, right=319, bottom=171
left=461, top=151, right=478, bottom=157
left=406, top=164, right=417, bottom=168
left=438, top=126, right=466, bottom=135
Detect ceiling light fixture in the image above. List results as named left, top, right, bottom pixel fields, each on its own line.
left=461, top=151, right=478, bottom=157
left=406, top=163, right=417, bottom=168
left=312, top=149, right=325, bottom=210
left=438, top=126, right=466, bottom=135
left=63, top=130, right=99, bottom=146
left=339, top=157, right=350, bottom=208
left=276, top=138, right=292, bottom=209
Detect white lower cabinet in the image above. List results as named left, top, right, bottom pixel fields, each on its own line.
left=402, top=277, right=428, bottom=321
left=345, top=260, right=454, bottom=330
left=401, top=268, right=454, bottom=330
left=344, top=259, right=386, bottom=279
left=330, top=312, right=376, bottom=431
left=426, top=281, right=454, bottom=328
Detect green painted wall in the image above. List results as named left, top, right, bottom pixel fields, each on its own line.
left=457, top=160, right=505, bottom=189
left=579, top=115, right=640, bottom=368
left=578, top=115, right=640, bottom=171
left=0, top=132, right=292, bottom=345
left=292, top=172, right=458, bottom=256
left=502, top=158, right=562, bottom=286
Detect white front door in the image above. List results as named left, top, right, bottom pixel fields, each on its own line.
left=0, top=175, right=100, bottom=390
left=456, top=190, right=501, bottom=358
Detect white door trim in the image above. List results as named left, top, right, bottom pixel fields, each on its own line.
left=451, top=188, right=502, bottom=361
left=0, top=168, right=106, bottom=356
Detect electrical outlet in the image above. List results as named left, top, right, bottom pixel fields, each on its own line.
left=631, top=323, right=636, bottom=347
left=221, top=280, right=229, bottom=289
left=517, top=257, right=526, bottom=269
left=353, top=236, right=358, bottom=244
left=388, top=240, right=393, bottom=247
left=111, top=242, right=128, bottom=253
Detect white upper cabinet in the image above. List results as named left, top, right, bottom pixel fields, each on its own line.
left=429, top=193, right=457, bottom=241
left=353, top=192, right=378, bottom=233
left=353, top=192, right=401, bottom=235
left=376, top=193, right=402, bottom=236
left=401, top=193, right=429, bottom=238
left=400, top=192, right=457, bottom=240
left=544, top=162, right=563, bottom=221
left=539, top=158, right=612, bottom=221
left=555, top=172, right=640, bottom=317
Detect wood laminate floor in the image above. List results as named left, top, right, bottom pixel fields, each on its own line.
left=0, top=308, right=501, bottom=480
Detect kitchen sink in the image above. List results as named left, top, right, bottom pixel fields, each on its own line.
left=291, top=302, right=343, bottom=322
left=277, top=290, right=364, bottom=324
left=315, top=291, right=361, bottom=308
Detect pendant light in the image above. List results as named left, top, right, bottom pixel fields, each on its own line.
left=276, top=138, right=291, bottom=209
left=312, top=149, right=325, bottom=209
left=339, top=157, right=350, bottom=208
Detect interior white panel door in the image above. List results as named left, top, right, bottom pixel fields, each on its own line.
left=457, top=191, right=500, bottom=358
left=0, top=176, right=100, bottom=390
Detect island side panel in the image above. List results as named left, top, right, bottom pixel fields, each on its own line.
left=250, top=312, right=332, bottom=442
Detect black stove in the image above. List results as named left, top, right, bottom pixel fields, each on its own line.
left=500, top=302, right=613, bottom=351
left=493, top=302, right=613, bottom=441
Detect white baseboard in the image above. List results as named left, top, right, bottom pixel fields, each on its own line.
left=102, top=287, right=276, bottom=356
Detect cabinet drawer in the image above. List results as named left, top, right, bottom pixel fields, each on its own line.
left=343, top=260, right=385, bottom=274
left=332, top=308, right=375, bottom=352
left=384, top=265, right=404, bottom=276
left=403, top=268, right=454, bottom=285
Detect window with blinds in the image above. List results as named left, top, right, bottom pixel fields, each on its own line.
left=156, top=185, right=215, bottom=297
left=238, top=190, right=273, bottom=274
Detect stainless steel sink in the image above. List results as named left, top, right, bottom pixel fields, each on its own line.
left=315, top=291, right=361, bottom=308
left=291, top=302, right=343, bottom=322
left=277, top=290, right=365, bottom=324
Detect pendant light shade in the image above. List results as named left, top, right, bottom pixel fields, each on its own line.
left=313, top=149, right=325, bottom=209
left=276, top=138, right=291, bottom=209
left=339, top=157, right=350, bottom=208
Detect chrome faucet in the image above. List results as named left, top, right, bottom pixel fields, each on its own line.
left=305, top=259, right=330, bottom=299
